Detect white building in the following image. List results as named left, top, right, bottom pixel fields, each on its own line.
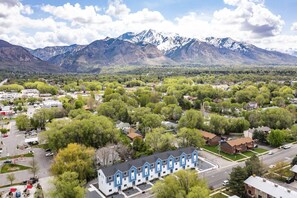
left=0, top=92, right=21, bottom=101
left=42, top=100, right=62, bottom=108
left=244, top=175, right=297, bottom=198
left=21, top=89, right=40, bottom=98
left=98, top=147, right=198, bottom=196
left=244, top=126, right=271, bottom=139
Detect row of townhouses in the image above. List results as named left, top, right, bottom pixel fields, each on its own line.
left=98, top=147, right=199, bottom=196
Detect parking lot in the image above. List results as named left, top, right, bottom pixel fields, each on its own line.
left=0, top=120, right=52, bottom=186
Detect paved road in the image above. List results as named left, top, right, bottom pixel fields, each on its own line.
left=0, top=79, right=8, bottom=86
left=205, top=145, right=297, bottom=188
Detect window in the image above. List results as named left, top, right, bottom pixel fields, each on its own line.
left=124, top=178, right=126, bottom=181
left=151, top=163, right=154, bottom=167
left=175, top=157, right=179, bottom=160
left=248, top=190, right=252, bottom=195
left=175, top=163, right=177, bottom=165
left=138, top=167, right=141, bottom=171
left=109, top=189, right=112, bottom=192
left=163, top=171, right=166, bottom=174
left=124, top=172, right=127, bottom=176
left=109, top=183, right=111, bottom=186
left=108, top=176, right=112, bottom=180
left=99, top=173, right=100, bottom=176
left=138, top=179, right=141, bottom=182
left=175, top=168, right=178, bottom=170
left=258, top=196, right=262, bottom=198
left=124, top=184, right=127, bottom=187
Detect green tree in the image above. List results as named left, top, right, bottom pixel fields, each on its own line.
left=29, top=158, right=39, bottom=177
left=51, top=143, right=95, bottom=181
left=262, top=108, right=294, bottom=129
left=142, top=113, right=162, bottom=132
left=177, top=128, right=205, bottom=148
left=145, top=128, right=175, bottom=152
left=97, top=99, right=129, bottom=122
left=163, top=95, right=178, bottom=105
left=152, top=170, right=210, bottom=198
left=228, top=166, right=248, bottom=197
left=6, top=173, right=15, bottom=185
left=209, top=114, right=228, bottom=135
left=178, top=109, right=204, bottom=129
left=245, top=155, right=266, bottom=176
left=267, top=129, right=286, bottom=147
left=15, top=114, right=31, bottom=131
left=50, top=171, right=85, bottom=198
left=31, top=108, right=51, bottom=129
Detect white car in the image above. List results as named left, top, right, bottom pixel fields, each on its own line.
left=268, top=151, right=273, bottom=155
left=45, top=152, right=54, bottom=157
left=283, top=144, right=292, bottom=149
left=222, top=180, right=229, bottom=186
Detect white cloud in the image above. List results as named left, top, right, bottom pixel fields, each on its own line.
left=0, top=0, right=296, bottom=53
left=291, top=22, right=297, bottom=31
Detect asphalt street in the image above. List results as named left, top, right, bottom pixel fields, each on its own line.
left=204, top=144, right=297, bottom=189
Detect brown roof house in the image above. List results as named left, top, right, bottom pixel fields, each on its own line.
left=220, top=137, right=254, bottom=154
left=127, top=128, right=143, bottom=141
left=201, top=131, right=221, bottom=146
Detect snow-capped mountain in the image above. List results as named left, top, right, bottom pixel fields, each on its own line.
left=118, top=29, right=193, bottom=54
left=28, top=44, right=86, bottom=61
left=205, top=37, right=251, bottom=53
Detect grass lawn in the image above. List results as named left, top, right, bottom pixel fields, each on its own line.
left=203, top=145, right=246, bottom=161
left=253, top=148, right=268, bottom=153
left=0, top=153, right=34, bottom=161
left=0, top=163, right=30, bottom=174
left=242, top=151, right=257, bottom=157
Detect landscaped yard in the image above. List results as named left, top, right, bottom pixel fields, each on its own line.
left=0, top=153, right=34, bottom=161
left=202, top=145, right=246, bottom=161
left=242, top=151, right=256, bottom=157
left=253, top=148, right=268, bottom=153
left=0, top=163, right=31, bottom=174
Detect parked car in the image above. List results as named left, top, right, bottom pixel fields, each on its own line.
left=222, top=180, right=229, bottom=186
left=45, top=152, right=54, bottom=157
left=268, top=151, right=274, bottom=155
left=45, top=148, right=51, bottom=152
left=0, top=148, right=2, bottom=154
left=3, top=160, right=12, bottom=164
left=254, top=144, right=258, bottom=148
left=286, top=177, right=295, bottom=184
left=28, top=150, right=34, bottom=154
left=2, top=134, right=8, bottom=138
left=283, top=144, right=292, bottom=149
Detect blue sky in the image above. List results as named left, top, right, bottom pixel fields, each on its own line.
left=1, top=0, right=297, bottom=52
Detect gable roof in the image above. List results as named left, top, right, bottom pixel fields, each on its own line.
left=127, top=132, right=142, bottom=140
left=226, top=137, right=253, bottom=147
left=201, top=131, right=217, bottom=139
left=100, top=147, right=197, bottom=177
left=244, top=176, right=297, bottom=198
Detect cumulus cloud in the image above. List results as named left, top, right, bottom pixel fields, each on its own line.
left=106, top=0, right=130, bottom=18
left=291, top=22, right=297, bottom=31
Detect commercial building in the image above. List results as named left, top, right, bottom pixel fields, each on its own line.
left=42, top=100, right=62, bottom=108
left=98, top=147, right=199, bottom=196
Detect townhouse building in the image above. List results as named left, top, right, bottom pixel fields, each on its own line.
left=98, top=147, right=198, bottom=196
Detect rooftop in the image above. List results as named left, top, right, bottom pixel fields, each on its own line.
left=244, top=176, right=297, bottom=198
left=226, top=137, right=253, bottom=147
left=290, top=165, right=297, bottom=173
left=201, top=131, right=217, bottom=139
left=100, top=147, right=197, bottom=177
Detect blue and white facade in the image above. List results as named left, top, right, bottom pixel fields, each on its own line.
left=98, top=147, right=198, bottom=196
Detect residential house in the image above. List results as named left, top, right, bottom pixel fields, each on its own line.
left=246, top=102, right=258, bottom=110
left=201, top=131, right=221, bottom=146
left=0, top=92, right=20, bottom=101
left=42, top=100, right=62, bottom=108
left=21, top=89, right=40, bottom=98
left=183, top=95, right=197, bottom=104
left=127, top=128, right=143, bottom=141
left=98, top=147, right=199, bottom=196
left=116, top=121, right=131, bottom=134
left=244, top=175, right=297, bottom=198
left=244, top=126, right=271, bottom=139
left=220, top=137, right=254, bottom=154
left=290, top=165, right=297, bottom=180
left=161, top=121, right=178, bottom=132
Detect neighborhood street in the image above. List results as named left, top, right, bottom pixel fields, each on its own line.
left=205, top=144, right=297, bottom=189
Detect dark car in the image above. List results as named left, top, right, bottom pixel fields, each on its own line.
left=3, top=160, right=12, bottom=164
left=45, top=148, right=51, bottom=152
left=286, top=177, right=295, bottom=184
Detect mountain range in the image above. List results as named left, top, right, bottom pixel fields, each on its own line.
left=1, top=29, right=297, bottom=73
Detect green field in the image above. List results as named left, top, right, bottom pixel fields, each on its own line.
left=242, top=151, right=257, bottom=157
left=254, top=148, right=268, bottom=153
left=0, top=163, right=31, bottom=174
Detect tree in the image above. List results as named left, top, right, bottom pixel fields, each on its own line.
left=31, top=108, right=51, bottom=129
left=15, top=114, right=31, bottom=131
left=97, top=99, right=129, bottom=122
left=29, top=158, right=39, bottom=177
left=145, top=128, right=175, bottom=152
left=152, top=170, right=210, bottom=198
left=267, top=129, right=286, bottom=147
left=228, top=118, right=250, bottom=133
left=50, top=171, right=85, bottom=198
left=262, top=108, right=294, bottom=129
left=51, top=143, right=95, bottom=181
left=245, top=155, right=266, bottom=176
left=177, top=128, right=205, bottom=148
left=228, top=166, right=248, bottom=197
left=6, top=173, right=15, bottom=185
left=178, top=109, right=204, bottom=129
left=141, top=113, right=162, bottom=132
left=209, top=114, right=228, bottom=135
